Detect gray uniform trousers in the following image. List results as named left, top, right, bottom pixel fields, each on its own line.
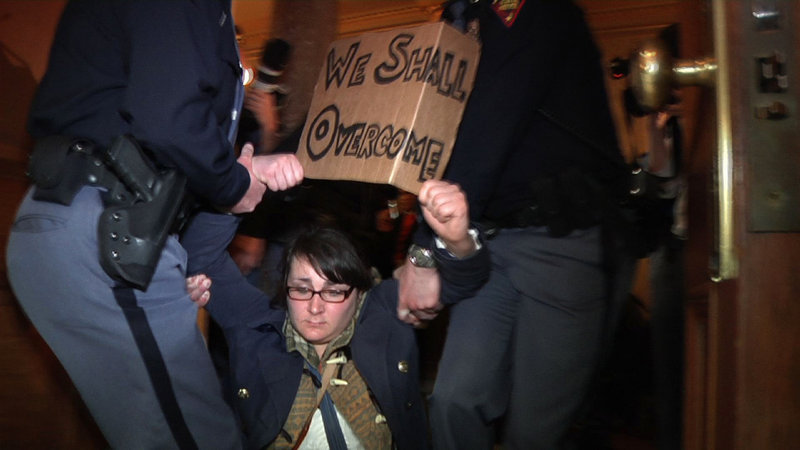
left=6, top=186, right=241, bottom=450
left=428, top=225, right=629, bottom=450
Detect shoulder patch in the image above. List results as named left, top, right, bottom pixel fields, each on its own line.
left=491, top=0, right=526, bottom=27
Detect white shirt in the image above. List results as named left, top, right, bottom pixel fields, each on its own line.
left=298, top=406, right=365, bottom=450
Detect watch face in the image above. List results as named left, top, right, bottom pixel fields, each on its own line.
left=409, top=245, right=436, bottom=268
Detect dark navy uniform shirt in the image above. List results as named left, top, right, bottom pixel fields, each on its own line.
left=28, top=0, right=248, bottom=208
left=443, top=0, right=626, bottom=222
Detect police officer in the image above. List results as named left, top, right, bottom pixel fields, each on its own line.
left=6, top=1, right=302, bottom=448
left=396, top=0, right=636, bottom=448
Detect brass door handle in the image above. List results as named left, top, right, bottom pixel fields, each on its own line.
left=628, top=36, right=717, bottom=112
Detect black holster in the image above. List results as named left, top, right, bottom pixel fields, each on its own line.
left=28, top=135, right=191, bottom=290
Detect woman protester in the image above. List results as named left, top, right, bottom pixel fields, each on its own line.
left=187, top=179, right=489, bottom=449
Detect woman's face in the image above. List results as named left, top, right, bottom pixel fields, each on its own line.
left=286, top=256, right=359, bottom=357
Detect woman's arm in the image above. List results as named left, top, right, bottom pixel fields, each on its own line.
left=181, top=210, right=275, bottom=328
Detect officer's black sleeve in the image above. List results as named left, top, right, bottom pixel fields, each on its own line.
left=119, top=1, right=249, bottom=207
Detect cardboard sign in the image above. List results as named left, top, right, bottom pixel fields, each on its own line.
left=297, top=22, right=480, bottom=194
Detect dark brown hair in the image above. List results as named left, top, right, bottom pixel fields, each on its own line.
left=272, top=226, right=373, bottom=309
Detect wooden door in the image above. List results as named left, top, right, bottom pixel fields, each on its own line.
left=583, top=1, right=800, bottom=448
left=692, top=1, right=800, bottom=448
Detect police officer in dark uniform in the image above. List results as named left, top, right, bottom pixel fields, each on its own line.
left=6, top=1, right=302, bottom=448
left=396, top=1, right=636, bottom=448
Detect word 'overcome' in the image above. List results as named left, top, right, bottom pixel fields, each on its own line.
left=305, top=105, right=444, bottom=183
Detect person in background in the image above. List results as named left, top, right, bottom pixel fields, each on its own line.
left=395, top=0, right=637, bottom=448
left=375, top=189, right=420, bottom=274
left=6, top=1, right=302, bottom=448
left=236, top=37, right=292, bottom=153
left=187, top=179, right=489, bottom=449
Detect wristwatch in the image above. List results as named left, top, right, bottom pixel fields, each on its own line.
left=407, top=244, right=437, bottom=268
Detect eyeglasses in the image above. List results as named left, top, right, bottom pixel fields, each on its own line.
left=286, top=286, right=355, bottom=303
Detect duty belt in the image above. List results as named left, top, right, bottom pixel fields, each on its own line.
left=28, top=135, right=191, bottom=290
left=480, top=168, right=606, bottom=239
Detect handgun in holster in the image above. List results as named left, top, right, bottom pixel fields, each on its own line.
left=28, top=134, right=191, bottom=290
